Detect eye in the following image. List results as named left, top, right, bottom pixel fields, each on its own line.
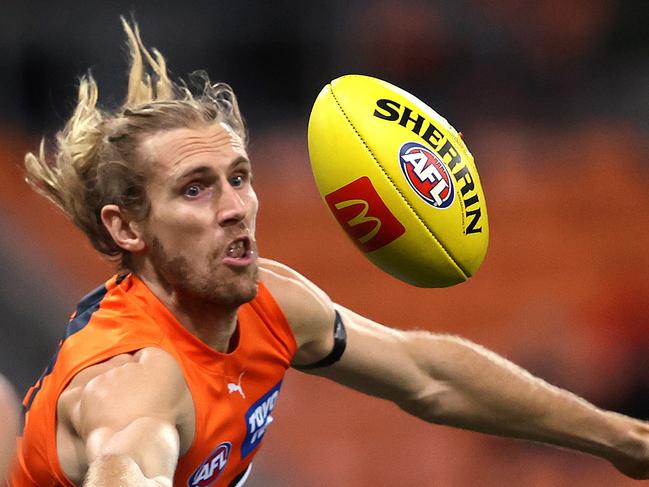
left=183, top=183, right=204, bottom=198
left=229, top=175, right=245, bottom=188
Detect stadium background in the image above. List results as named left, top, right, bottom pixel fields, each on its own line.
left=1, top=1, right=648, bottom=485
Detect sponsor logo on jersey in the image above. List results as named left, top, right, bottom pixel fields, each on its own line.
left=399, top=141, right=454, bottom=208
left=227, top=371, right=246, bottom=398
left=188, top=441, right=231, bottom=487
left=241, top=381, right=283, bottom=458
left=325, top=176, right=406, bottom=252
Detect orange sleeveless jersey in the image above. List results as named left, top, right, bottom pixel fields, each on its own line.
left=10, top=273, right=297, bottom=486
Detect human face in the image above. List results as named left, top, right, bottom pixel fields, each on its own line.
left=138, top=123, right=259, bottom=308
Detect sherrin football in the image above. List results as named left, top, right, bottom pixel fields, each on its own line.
left=307, top=75, right=489, bottom=287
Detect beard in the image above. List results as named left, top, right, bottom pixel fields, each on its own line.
left=148, top=236, right=259, bottom=310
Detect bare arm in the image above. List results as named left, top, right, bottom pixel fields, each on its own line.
left=58, top=348, right=192, bottom=486
left=82, top=417, right=179, bottom=487
left=260, top=259, right=649, bottom=479
left=0, top=375, right=19, bottom=479
left=325, top=306, right=649, bottom=477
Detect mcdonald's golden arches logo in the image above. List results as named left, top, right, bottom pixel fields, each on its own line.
left=325, top=177, right=405, bottom=252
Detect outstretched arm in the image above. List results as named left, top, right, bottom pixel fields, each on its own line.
left=323, top=305, right=649, bottom=479
left=57, top=348, right=192, bottom=486
left=260, top=259, right=649, bottom=479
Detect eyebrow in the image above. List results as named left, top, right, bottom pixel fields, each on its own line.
left=230, top=156, right=251, bottom=169
left=176, top=165, right=213, bottom=181
left=175, top=157, right=251, bottom=180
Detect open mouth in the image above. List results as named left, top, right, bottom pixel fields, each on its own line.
left=225, top=237, right=252, bottom=259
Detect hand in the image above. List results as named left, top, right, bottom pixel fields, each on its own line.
left=607, top=418, right=649, bottom=479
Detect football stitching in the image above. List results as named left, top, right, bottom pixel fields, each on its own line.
left=329, top=86, right=469, bottom=280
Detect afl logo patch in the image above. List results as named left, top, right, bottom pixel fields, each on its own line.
left=399, top=141, right=454, bottom=208
left=188, top=442, right=231, bottom=487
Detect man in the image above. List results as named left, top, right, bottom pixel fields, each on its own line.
left=8, top=19, right=649, bottom=486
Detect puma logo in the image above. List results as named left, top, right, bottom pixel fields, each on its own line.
left=227, top=371, right=246, bottom=399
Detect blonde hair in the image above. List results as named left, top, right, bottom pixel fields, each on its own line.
left=25, top=18, right=247, bottom=270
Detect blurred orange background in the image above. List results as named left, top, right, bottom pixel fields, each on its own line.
left=1, top=1, right=648, bottom=485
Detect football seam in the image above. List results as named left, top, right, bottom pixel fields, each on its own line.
left=329, top=86, right=470, bottom=280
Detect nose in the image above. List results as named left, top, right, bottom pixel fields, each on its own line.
left=217, top=184, right=247, bottom=226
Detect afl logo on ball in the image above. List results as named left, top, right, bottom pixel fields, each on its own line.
left=399, top=142, right=454, bottom=209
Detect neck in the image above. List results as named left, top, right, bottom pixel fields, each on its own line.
left=137, top=270, right=240, bottom=353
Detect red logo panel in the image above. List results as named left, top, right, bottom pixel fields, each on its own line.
left=325, top=176, right=406, bottom=252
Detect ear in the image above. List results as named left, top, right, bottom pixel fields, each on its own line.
left=100, top=204, right=146, bottom=253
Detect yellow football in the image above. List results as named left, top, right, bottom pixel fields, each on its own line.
left=307, top=74, right=489, bottom=287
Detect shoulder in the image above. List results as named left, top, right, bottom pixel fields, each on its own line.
left=258, top=258, right=336, bottom=364
left=59, top=347, right=190, bottom=437
left=258, top=258, right=334, bottom=327
left=56, top=348, right=191, bottom=482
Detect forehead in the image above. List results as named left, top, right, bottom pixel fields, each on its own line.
left=139, top=123, right=247, bottom=173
